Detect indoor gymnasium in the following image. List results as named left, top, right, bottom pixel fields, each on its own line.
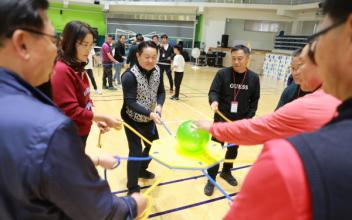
left=1, top=0, right=352, bottom=220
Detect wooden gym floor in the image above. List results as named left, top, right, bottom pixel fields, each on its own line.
left=85, top=63, right=285, bottom=220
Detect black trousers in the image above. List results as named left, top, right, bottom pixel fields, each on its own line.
left=122, top=114, right=159, bottom=193
left=174, top=71, right=184, bottom=98
left=207, top=137, right=239, bottom=180
left=80, top=135, right=88, bottom=149
left=158, top=64, right=173, bottom=90
left=102, top=63, right=113, bottom=88
left=86, top=69, right=97, bottom=90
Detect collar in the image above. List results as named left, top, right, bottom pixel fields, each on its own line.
left=136, top=63, right=156, bottom=75
left=327, top=98, right=352, bottom=125
left=0, top=67, right=54, bottom=106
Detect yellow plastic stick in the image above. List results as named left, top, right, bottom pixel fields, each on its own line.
left=216, top=110, right=232, bottom=122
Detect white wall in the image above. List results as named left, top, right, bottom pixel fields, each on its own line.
left=225, top=19, right=276, bottom=50
left=202, top=8, right=293, bottom=50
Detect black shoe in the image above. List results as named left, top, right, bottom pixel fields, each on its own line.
left=220, top=171, right=238, bottom=186
left=127, top=188, right=140, bottom=196
left=138, top=170, right=155, bottom=179
left=170, top=96, right=179, bottom=101
left=102, top=86, right=108, bottom=89
left=204, top=181, right=215, bottom=196
left=108, top=86, right=117, bottom=90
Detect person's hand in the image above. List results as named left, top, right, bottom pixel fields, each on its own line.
left=100, top=115, right=123, bottom=130
left=155, top=105, right=162, bottom=116
left=193, top=120, right=213, bottom=132
left=130, top=193, right=148, bottom=217
left=93, top=154, right=118, bottom=169
left=97, top=121, right=110, bottom=134
left=150, top=112, right=161, bottom=124
left=210, top=101, right=219, bottom=113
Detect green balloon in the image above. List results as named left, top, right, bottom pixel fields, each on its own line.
left=176, top=120, right=210, bottom=153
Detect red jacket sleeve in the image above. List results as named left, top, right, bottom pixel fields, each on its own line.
left=51, top=63, right=93, bottom=133
left=224, top=139, right=311, bottom=220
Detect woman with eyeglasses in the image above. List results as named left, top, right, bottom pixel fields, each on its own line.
left=51, top=21, right=122, bottom=148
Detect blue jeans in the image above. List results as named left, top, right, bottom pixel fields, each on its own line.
left=113, top=62, right=123, bottom=85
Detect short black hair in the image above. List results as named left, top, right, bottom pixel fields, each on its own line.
left=136, top=35, right=144, bottom=42
left=0, top=0, right=49, bottom=47
left=107, top=34, right=113, bottom=38
left=322, top=0, right=352, bottom=23
left=231, top=44, right=251, bottom=55
left=292, top=47, right=303, bottom=57
left=152, top=35, right=159, bottom=40
left=58, top=21, right=95, bottom=71
left=174, top=44, right=182, bottom=53
left=161, top=34, right=168, bottom=39
left=137, top=41, right=158, bottom=55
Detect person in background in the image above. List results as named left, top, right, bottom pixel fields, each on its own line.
left=51, top=21, right=121, bottom=147
left=85, top=46, right=102, bottom=95
left=170, top=44, right=185, bottom=100
left=0, top=0, right=147, bottom=219
left=113, top=34, right=126, bottom=88
left=158, top=34, right=174, bottom=93
left=121, top=41, right=165, bottom=195
left=127, top=33, right=144, bottom=68
left=276, top=48, right=309, bottom=110
left=101, top=34, right=118, bottom=90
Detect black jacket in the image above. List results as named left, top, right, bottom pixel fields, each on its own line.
left=275, top=82, right=309, bottom=110
left=127, top=44, right=138, bottom=67
left=158, top=44, right=174, bottom=64
left=209, top=67, right=260, bottom=122
left=114, top=41, right=126, bottom=63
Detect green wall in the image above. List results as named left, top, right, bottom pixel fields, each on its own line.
left=47, top=2, right=106, bottom=44
left=195, top=15, right=204, bottom=44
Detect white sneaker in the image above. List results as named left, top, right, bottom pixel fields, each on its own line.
left=95, top=90, right=102, bottom=95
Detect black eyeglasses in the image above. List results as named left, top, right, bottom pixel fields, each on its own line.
left=307, top=20, right=345, bottom=64
left=6, top=27, right=59, bottom=46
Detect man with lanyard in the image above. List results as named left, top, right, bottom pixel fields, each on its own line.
left=158, top=34, right=174, bottom=93
left=205, top=44, right=260, bottom=196
left=101, top=34, right=118, bottom=90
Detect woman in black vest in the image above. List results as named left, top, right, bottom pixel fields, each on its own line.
left=121, top=41, right=166, bottom=195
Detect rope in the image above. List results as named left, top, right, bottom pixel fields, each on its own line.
left=202, top=170, right=233, bottom=202
left=216, top=110, right=232, bottom=122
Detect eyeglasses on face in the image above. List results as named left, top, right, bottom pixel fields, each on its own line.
left=307, top=19, right=346, bottom=64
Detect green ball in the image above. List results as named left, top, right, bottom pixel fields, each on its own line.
left=176, top=120, right=210, bottom=153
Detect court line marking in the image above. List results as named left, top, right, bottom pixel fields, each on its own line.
left=111, top=165, right=251, bottom=195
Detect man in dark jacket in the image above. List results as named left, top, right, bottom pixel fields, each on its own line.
left=276, top=48, right=309, bottom=110
left=113, top=35, right=126, bottom=87
left=127, top=33, right=144, bottom=67
left=0, top=0, right=146, bottom=219
left=158, top=34, right=174, bottom=93
left=205, top=45, right=260, bottom=196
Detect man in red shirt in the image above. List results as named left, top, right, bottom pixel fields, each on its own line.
left=223, top=1, right=352, bottom=219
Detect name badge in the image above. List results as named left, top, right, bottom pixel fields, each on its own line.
left=231, top=101, right=238, bottom=113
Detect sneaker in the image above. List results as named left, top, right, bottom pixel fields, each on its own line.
left=204, top=181, right=215, bottom=196
left=170, top=95, right=176, bottom=100
left=94, top=90, right=102, bottom=95
left=107, top=86, right=117, bottom=90
left=220, top=171, right=238, bottom=186
left=138, top=170, right=155, bottom=179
